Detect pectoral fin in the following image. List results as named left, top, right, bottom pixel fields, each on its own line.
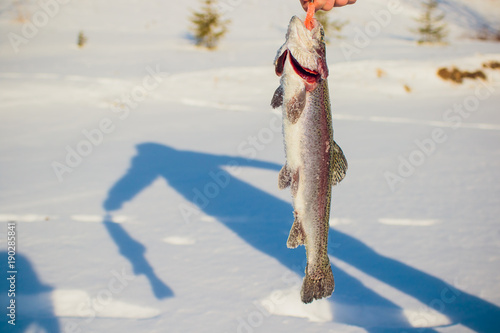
left=291, top=169, right=299, bottom=197
left=331, top=140, right=348, bottom=185
left=287, top=213, right=306, bottom=248
left=271, top=86, right=284, bottom=109
left=278, top=164, right=291, bottom=189
left=285, top=89, right=306, bottom=124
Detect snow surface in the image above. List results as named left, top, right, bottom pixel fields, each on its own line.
left=1, top=0, right=500, bottom=332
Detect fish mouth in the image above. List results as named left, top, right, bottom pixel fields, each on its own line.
left=275, top=50, right=320, bottom=84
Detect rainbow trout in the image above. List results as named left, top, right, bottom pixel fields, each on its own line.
left=271, top=16, right=347, bottom=303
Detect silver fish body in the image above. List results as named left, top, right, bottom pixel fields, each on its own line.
left=272, top=16, right=347, bottom=304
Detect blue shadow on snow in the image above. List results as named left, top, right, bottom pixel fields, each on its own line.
left=102, top=217, right=174, bottom=299
left=103, top=143, right=500, bottom=332
left=0, top=252, right=60, bottom=333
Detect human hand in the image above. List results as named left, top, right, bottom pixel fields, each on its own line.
left=300, top=0, right=357, bottom=12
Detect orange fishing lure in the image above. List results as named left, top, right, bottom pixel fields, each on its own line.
left=304, top=0, right=315, bottom=30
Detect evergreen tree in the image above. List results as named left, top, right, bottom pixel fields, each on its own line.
left=413, top=0, right=448, bottom=44
left=77, top=31, right=88, bottom=48
left=189, top=0, right=230, bottom=50
left=315, top=11, right=348, bottom=43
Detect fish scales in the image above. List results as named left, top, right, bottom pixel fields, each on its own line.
left=272, top=16, right=347, bottom=304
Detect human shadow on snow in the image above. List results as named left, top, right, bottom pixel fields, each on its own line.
left=102, top=217, right=174, bottom=300
left=103, top=142, right=500, bottom=332
left=0, top=252, right=60, bottom=333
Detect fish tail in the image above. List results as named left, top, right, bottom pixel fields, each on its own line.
left=300, top=263, right=334, bottom=304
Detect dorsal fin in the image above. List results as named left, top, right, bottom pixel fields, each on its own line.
left=331, top=140, right=348, bottom=185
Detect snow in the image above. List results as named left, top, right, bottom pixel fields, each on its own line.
left=1, top=0, right=500, bottom=332
left=377, top=218, right=440, bottom=227
left=19, top=289, right=161, bottom=319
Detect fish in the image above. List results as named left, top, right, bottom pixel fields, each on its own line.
left=271, top=16, right=348, bottom=304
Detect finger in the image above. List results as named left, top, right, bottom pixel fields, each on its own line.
left=302, top=0, right=324, bottom=12
left=301, top=1, right=310, bottom=11
left=333, top=0, right=356, bottom=7
left=322, top=3, right=335, bottom=11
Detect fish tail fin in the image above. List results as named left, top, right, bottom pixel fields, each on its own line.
left=300, top=263, right=334, bottom=304
left=287, top=214, right=305, bottom=248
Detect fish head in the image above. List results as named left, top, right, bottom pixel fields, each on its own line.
left=274, top=16, right=328, bottom=90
